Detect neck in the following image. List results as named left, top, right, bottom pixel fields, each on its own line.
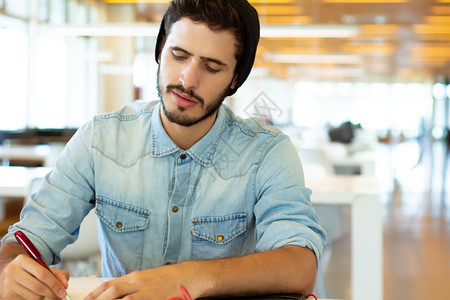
left=159, top=107, right=217, bottom=150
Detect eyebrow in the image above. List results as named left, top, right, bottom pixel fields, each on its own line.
left=170, top=46, right=228, bottom=67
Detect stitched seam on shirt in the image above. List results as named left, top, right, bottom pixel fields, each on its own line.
left=92, top=146, right=154, bottom=168
left=211, top=163, right=257, bottom=180
left=139, top=230, right=146, bottom=269
left=192, top=213, right=246, bottom=225
left=97, top=216, right=147, bottom=232
left=253, top=134, right=282, bottom=202
left=96, top=197, right=150, bottom=217
left=94, top=108, right=154, bottom=121
left=225, top=118, right=281, bottom=138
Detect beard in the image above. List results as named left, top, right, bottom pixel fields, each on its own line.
left=156, top=65, right=232, bottom=127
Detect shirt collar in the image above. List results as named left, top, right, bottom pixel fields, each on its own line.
left=151, top=102, right=226, bottom=167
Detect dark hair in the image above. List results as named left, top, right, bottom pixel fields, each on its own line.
left=155, top=0, right=260, bottom=96
left=158, top=0, right=245, bottom=69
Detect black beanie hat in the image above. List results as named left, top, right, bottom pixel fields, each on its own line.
left=154, top=0, right=260, bottom=96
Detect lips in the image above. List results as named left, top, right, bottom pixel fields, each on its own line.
left=171, top=90, right=198, bottom=108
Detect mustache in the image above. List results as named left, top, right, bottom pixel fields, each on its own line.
left=166, top=85, right=205, bottom=107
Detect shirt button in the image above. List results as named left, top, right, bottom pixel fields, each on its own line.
left=217, top=235, right=224, bottom=242
left=172, top=206, right=179, bottom=213
left=165, top=262, right=172, bottom=265
left=180, top=154, right=187, bottom=159
left=116, top=222, right=123, bottom=229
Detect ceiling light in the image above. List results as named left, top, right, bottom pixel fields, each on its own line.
left=254, top=5, right=303, bottom=15
left=261, top=16, right=311, bottom=25
left=46, top=23, right=160, bottom=36
left=424, top=16, right=450, bottom=24
left=288, top=66, right=366, bottom=77
left=264, top=53, right=363, bottom=64
left=414, top=24, right=450, bottom=34
left=360, top=24, right=398, bottom=34
left=261, top=25, right=360, bottom=38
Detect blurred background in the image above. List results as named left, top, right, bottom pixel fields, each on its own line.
left=0, top=1, right=449, bottom=299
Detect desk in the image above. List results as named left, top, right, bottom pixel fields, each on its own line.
left=0, top=166, right=52, bottom=198
left=308, top=175, right=382, bottom=300
left=0, top=145, right=51, bottom=165
left=0, top=166, right=52, bottom=228
left=328, top=150, right=377, bottom=176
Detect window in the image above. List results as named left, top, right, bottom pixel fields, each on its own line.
left=31, top=36, right=68, bottom=128
left=4, top=0, right=29, bottom=19
left=291, top=81, right=431, bottom=138
left=0, top=1, right=98, bottom=131
left=0, top=15, right=28, bottom=130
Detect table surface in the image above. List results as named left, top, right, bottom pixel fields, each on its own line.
left=0, top=166, right=52, bottom=197
left=308, top=175, right=379, bottom=200
left=0, top=145, right=51, bottom=161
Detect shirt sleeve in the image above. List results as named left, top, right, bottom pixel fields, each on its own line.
left=253, top=133, right=327, bottom=262
left=1, top=121, right=96, bottom=265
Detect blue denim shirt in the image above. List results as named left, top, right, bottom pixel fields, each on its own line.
left=3, top=101, right=326, bottom=278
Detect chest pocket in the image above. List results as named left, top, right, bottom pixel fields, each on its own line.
left=191, top=213, right=247, bottom=260
left=95, top=196, right=150, bottom=273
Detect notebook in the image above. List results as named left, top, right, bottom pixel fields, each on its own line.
left=66, top=275, right=104, bottom=300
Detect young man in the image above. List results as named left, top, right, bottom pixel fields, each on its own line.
left=0, top=0, right=326, bottom=299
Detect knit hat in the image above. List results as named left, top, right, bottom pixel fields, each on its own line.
left=154, top=0, right=260, bottom=96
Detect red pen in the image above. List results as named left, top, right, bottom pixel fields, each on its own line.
left=14, top=230, right=71, bottom=300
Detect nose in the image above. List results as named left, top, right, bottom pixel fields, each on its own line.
left=179, top=61, right=200, bottom=90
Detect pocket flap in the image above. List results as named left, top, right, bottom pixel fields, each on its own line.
left=95, top=196, right=150, bottom=232
left=191, top=213, right=247, bottom=245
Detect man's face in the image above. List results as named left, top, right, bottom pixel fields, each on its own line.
left=157, top=18, right=238, bottom=127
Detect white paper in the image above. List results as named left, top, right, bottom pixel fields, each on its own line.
left=43, top=276, right=107, bottom=300
left=66, top=275, right=103, bottom=300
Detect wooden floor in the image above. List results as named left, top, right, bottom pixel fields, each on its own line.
left=322, top=139, right=450, bottom=299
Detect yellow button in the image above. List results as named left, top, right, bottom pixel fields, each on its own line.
left=217, top=235, right=224, bottom=241
left=116, top=222, right=123, bottom=228
left=172, top=206, right=179, bottom=212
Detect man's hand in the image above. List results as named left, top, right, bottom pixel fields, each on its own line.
left=84, top=264, right=197, bottom=300
left=0, top=243, right=70, bottom=300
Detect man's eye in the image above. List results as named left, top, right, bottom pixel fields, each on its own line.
left=205, top=64, right=220, bottom=73
left=172, top=51, right=186, bottom=60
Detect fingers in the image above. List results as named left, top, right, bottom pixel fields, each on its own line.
left=2, top=254, right=68, bottom=299
left=83, top=274, right=183, bottom=300
left=51, top=267, right=70, bottom=289
left=84, top=279, right=136, bottom=300
left=1, top=274, right=44, bottom=300
left=20, top=256, right=69, bottom=298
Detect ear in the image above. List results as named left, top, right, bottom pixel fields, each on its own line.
left=230, top=73, right=239, bottom=89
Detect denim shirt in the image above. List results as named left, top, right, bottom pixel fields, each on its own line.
left=3, top=101, right=326, bottom=278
